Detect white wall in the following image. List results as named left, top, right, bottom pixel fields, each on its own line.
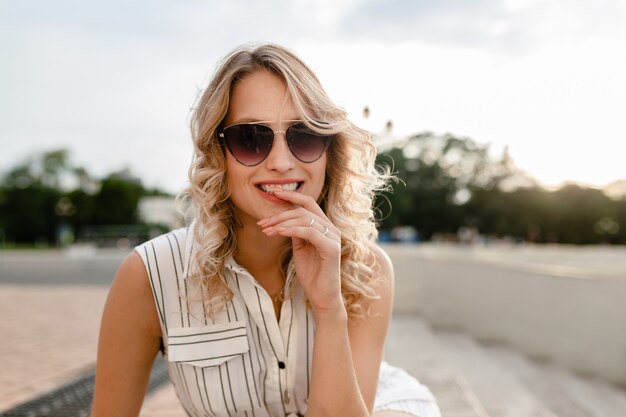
left=138, top=196, right=182, bottom=229
left=383, top=243, right=626, bottom=386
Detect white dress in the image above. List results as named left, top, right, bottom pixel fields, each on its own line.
left=136, top=225, right=440, bottom=417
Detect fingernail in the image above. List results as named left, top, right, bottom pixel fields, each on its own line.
left=262, top=227, right=274, bottom=234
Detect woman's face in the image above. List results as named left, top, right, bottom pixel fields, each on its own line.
left=223, top=69, right=327, bottom=227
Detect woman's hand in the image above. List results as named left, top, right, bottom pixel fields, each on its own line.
left=257, top=189, right=343, bottom=316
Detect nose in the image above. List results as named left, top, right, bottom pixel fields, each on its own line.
left=264, top=132, right=296, bottom=172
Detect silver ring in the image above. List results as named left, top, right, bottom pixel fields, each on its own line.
left=322, top=226, right=329, bottom=236
left=309, top=218, right=315, bottom=228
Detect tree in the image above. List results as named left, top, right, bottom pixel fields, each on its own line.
left=374, top=131, right=626, bottom=244
left=0, top=150, right=169, bottom=246
left=92, top=171, right=144, bottom=225
left=375, top=132, right=506, bottom=240
left=0, top=184, right=61, bottom=244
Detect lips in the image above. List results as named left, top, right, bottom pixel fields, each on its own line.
left=256, top=181, right=303, bottom=194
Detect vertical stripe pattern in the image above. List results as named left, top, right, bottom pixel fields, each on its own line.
left=136, top=226, right=309, bottom=417
left=136, top=226, right=438, bottom=417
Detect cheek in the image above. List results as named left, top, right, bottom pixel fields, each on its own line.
left=225, top=155, right=245, bottom=185
left=310, top=157, right=328, bottom=197
left=225, top=158, right=249, bottom=204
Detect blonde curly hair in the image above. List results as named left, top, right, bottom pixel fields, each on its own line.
left=180, top=43, right=390, bottom=318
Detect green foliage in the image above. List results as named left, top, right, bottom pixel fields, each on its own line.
left=0, top=184, right=61, bottom=243
left=376, top=132, right=496, bottom=240
left=463, top=185, right=626, bottom=244
left=92, top=176, right=144, bottom=225
left=0, top=149, right=171, bottom=245
left=376, top=132, right=626, bottom=244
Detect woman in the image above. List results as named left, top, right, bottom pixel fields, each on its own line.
left=91, top=43, right=440, bottom=417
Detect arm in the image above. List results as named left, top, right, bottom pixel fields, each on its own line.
left=307, top=245, right=393, bottom=417
left=347, top=245, right=394, bottom=414
left=258, top=189, right=394, bottom=417
left=90, top=251, right=162, bottom=417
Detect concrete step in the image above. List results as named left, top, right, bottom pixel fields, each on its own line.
left=434, top=327, right=626, bottom=417
left=486, top=344, right=626, bottom=417
left=438, top=331, right=558, bottom=417
left=385, top=315, right=490, bottom=417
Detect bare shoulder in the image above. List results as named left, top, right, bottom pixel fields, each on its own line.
left=367, top=242, right=394, bottom=287
left=119, top=250, right=148, bottom=275
left=113, top=251, right=152, bottom=295
left=105, top=250, right=161, bottom=337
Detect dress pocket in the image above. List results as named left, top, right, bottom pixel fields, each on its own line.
left=166, top=321, right=262, bottom=414
left=167, top=321, right=249, bottom=367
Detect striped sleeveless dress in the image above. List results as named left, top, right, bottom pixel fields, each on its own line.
left=136, top=225, right=440, bottom=417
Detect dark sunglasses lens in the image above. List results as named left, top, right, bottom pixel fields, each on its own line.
left=287, top=123, right=331, bottom=163
left=223, top=124, right=273, bottom=165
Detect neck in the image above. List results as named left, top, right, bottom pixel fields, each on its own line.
left=234, top=220, right=291, bottom=286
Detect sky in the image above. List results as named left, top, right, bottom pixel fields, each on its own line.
left=1, top=0, right=625, bottom=194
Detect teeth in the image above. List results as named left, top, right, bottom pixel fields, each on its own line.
left=259, top=183, right=299, bottom=194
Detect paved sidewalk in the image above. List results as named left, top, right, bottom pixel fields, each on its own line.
left=0, top=285, right=108, bottom=411
left=0, top=282, right=482, bottom=416
left=3, top=245, right=626, bottom=417
left=5, top=279, right=625, bottom=417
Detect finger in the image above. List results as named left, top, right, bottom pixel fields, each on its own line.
left=260, top=210, right=340, bottom=238
left=305, top=218, right=334, bottom=237
left=258, top=207, right=308, bottom=227
left=263, top=216, right=337, bottom=238
left=258, top=201, right=340, bottom=238
left=275, top=225, right=340, bottom=250
left=259, top=207, right=331, bottom=230
left=271, top=189, right=326, bottom=218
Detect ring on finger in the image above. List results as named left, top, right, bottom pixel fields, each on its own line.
left=321, top=226, right=329, bottom=236
left=309, top=218, right=315, bottom=228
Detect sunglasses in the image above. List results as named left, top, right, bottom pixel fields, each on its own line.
left=218, top=121, right=332, bottom=166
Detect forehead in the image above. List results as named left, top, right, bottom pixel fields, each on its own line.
left=224, top=69, right=299, bottom=125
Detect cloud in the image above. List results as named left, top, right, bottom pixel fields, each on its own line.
left=340, top=0, right=626, bottom=53
left=1, top=0, right=183, bottom=38
left=1, top=0, right=625, bottom=190
left=341, top=0, right=526, bottom=49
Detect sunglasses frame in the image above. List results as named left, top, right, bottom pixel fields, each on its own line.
left=218, top=120, right=332, bottom=166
